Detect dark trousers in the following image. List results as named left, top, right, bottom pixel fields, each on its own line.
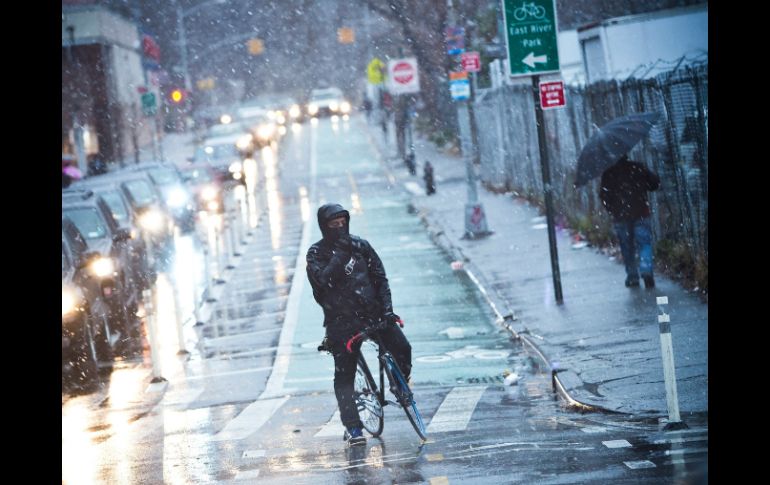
left=330, top=324, right=412, bottom=429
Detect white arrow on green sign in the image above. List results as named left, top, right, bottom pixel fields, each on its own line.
left=501, top=0, right=560, bottom=76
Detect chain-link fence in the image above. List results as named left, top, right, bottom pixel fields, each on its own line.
left=471, top=64, right=708, bottom=265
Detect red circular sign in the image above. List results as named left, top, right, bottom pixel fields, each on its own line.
left=393, top=62, right=414, bottom=84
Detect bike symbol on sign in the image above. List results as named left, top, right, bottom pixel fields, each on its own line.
left=513, top=2, right=546, bottom=21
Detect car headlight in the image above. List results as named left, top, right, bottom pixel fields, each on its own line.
left=201, top=185, right=218, bottom=201
left=289, top=105, right=301, bottom=118
left=62, top=287, right=79, bottom=317
left=229, top=161, right=243, bottom=173
left=89, top=256, right=115, bottom=278
left=139, top=209, right=165, bottom=233
left=276, top=113, right=286, bottom=125
left=329, top=101, right=339, bottom=112
left=207, top=200, right=220, bottom=212
left=166, top=187, right=189, bottom=208
left=257, top=124, right=275, bottom=140
left=340, top=101, right=351, bottom=114
left=236, top=134, right=253, bottom=150
left=308, top=104, right=318, bottom=115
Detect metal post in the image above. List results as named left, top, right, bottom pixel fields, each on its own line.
left=656, top=296, right=688, bottom=430
left=226, top=212, right=237, bottom=267
left=214, top=224, right=226, bottom=284
left=531, top=74, right=563, bottom=304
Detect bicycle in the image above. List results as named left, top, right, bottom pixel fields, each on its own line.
left=513, top=2, right=546, bottom=21
left=319, top=320, right=428, bottom=441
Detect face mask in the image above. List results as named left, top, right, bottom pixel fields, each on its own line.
left=326, top=224, right=349, bottom=241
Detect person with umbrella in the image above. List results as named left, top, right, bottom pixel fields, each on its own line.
left=574, top=112, right=662, bottom=289
left=599, top=154, right=660, bottom=288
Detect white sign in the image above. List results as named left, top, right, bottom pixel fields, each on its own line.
left=450, top=79, right=470, bottom=100
left=388, top=57, right=420, bottom=94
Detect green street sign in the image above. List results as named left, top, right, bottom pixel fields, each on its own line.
left=141, top=92, right=157, bottom=116
left=501, top=0, right=560, bottom=77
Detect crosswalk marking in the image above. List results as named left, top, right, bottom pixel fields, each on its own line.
left=427, top=386, right=487, bottom=433
left=212, top=396, right=289, bottom=441
left=242, top=450, right=266, bottom=459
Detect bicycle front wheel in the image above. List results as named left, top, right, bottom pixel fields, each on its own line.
left=355, top=356, right=384, bottom=437
left=387, top=358, right=427, bottom=440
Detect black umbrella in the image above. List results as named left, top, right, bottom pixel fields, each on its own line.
left=574, top=112, right=661, bottom=187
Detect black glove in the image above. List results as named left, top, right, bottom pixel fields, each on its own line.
left=333, top=235, right=352, bottom=255
left=384, top=311, right=403, bottom=328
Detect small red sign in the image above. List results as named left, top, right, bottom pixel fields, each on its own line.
left=449, top=71, right=468, bottom=81
left=539, top=81, right=566, bottom=109
left=393, top=62, right=415, bottom=84
left=461, top=52, right=481, bottom=73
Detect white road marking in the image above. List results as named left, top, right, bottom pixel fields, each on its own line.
left=315, top=410, right=344, bottom=437
left=183, top=366, right=273, bottom=381
left=242, top=450, right=266, bottom=459
left=624, top=460, right=657, bottom=469
left=580, top=426, right=608, bottom=434
left=664, top=447, right=708, bottom=456
left=653, top=435, right=708, bottom=445
left=234, top=469, right=261, bottom=480
left=427, top=386, right=487, bottom=433
left=212, top=396, right=289, bottom=441
left=602, top=439, right=632, bottom=448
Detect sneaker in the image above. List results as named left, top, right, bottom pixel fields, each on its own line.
left=343, top=427, right=366, bottom=446
left=625, top=277, right=640, bottom=288
left=642, top=274, right=655, bottom=289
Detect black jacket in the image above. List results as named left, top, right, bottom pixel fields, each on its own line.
left=306, top=204, right=393, bottom=338
left=599, top=158, right=660, bottom=223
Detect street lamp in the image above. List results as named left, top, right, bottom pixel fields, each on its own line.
left=175, top=0, right=227, bottom=93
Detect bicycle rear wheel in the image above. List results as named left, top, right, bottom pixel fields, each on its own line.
left=355, top=356, right=384, bottom=437
left=386, top=357, right=427, bottom=440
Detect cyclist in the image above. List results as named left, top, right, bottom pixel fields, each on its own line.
left=306, top=203, right=412, bottom=446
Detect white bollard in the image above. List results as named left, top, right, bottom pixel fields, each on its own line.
left=172, top=275, right=188, bottom=355
left=144, top=288, right=165, bottom=382
left=656, top=296, right=687, bottom=430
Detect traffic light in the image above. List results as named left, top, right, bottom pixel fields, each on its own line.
left=170, top=88, right=185, bottom=104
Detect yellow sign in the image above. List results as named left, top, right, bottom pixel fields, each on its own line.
left=367, top=57, right=385, bottom=85
left=196, top=77, right=216, bottom=91
left=337, top=27, right=355, bottom=44
left=247, top=38, right=264, bottom=55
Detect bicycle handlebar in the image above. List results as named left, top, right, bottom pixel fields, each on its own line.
left=345, top=318, right=404, bottom=353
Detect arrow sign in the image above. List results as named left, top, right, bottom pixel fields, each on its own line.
left=523, top=52, right=548, bottom=68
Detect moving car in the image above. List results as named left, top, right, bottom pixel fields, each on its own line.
left=307, top=87, right=351, bottom=118
left=193, top=134, right=251, bottom=184
left=180, top=163, right=225, bottom=213
left=125, top=163, right=196, bottom=233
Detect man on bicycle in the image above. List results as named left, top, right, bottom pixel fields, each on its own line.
left=306, top=203, right=412, bottom=446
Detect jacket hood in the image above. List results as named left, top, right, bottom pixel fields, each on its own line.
left=317, top=203, right=350, bottom=240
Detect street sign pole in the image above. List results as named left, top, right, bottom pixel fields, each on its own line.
left=502, top=0, right=563, bottom=302
left=532, top=74, right=563, bottom=304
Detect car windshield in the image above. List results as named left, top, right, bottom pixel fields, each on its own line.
left=196, top=143, right=238, bottom=160
left=147, top=167, right=181, bottom=186
left=62, top=246, right=71, bottom=273
left=63, top=207, right=108, bottom=240
left=312, top=89, right=342, bottom=100
left=124, top=180, right=158, bottom=206
left=207, top=123, right=243, bottom=137
left=99, top=191, right=130, bottom=223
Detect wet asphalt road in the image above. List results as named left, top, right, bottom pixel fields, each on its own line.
left=62, top=116, right=707, bottom=484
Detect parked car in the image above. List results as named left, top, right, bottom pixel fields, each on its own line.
left=75, top=171, right=174, bottom=261
left=61, top=191, right=142, bottom=351
left=179, top=163, right=225, bottom=213
left=307, top=87, right=351, bottom=118
left=65, top=181, right=154, bottom=291
left=124, top=162, right=196, bottom=233
left=62, top=218, right=115, bottom=390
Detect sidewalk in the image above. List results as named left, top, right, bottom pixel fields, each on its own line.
left=115, top=132, right=197, bottom=169
left=366, top=119, right=708, bottom=419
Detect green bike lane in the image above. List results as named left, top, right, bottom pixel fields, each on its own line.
left=275, top=117, right=516, bottom=401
